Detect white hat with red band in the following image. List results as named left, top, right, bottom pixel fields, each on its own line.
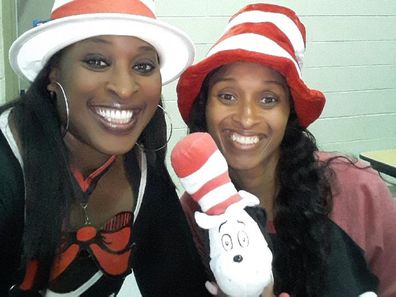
left=9, top=0, right=195, bottom=85
left=177, top=3, right=325, bottom=128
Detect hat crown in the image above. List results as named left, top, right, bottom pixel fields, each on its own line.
left=211, top=3, right=306, bottom=69
left=51, top=0, right=156, bottom=19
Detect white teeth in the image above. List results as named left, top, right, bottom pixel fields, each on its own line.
left=231, top=133, right=259, bottom=145
left=96, top=108, right=133, bottom=124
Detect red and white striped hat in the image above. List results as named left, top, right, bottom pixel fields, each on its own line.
left=177, top=3, right=325, bottom=128
left=171, top=132, right=241, bottom=215
left=9, top=0, right=194, bottom=85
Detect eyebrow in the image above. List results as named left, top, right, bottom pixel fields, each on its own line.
left=218, top=220, right=227, bottom=232
left=85, top=37, right=111, bottom=44
left=213, top=76, right=286, bottom=86
left=83, top=37, right=157, bottom=53
left=136, top=45, right=158, bottom=54
left=211, top=77, right=289, bottom=94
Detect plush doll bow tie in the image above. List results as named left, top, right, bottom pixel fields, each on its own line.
left=171, top=132, right=273, bottom=297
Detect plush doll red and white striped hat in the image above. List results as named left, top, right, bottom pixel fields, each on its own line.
left=171, top=132, right=241, bottom=215
left=177, top=3, right=325, bottom=128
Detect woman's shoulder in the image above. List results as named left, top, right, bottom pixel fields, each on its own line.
left=320, top=151, right=396, bottom=296
left=316, top=151, right=382, bottom=185
left=319, top=151, right=396, bottom=249
left=317, top=151, right=393, bottom=209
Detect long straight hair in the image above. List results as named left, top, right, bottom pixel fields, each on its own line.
left=3, top=52, right=174, bottom=289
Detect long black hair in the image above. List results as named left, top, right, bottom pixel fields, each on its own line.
left=1, top=50, right=173, bottom=289
left=272, top=109, right=332, bottom=296
left=187, top=67, right=334, bottom=297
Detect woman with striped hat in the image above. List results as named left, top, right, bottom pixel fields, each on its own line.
left=177, top=3, right=396, bottom=297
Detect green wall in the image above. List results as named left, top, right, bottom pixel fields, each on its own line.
left=157, top=0, right=396, bottom=160
left=1, top=1, right=395, bottom=186
left=0, top=0, right=18, bottom=103
left=157, top=0, right=396, bottom=188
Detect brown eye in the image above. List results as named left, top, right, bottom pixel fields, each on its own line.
left=218, top=93, right=236, bottom=102
left=83, top=55, right=109, bottom=69
left=133, top=62, right=156, bottom=74
left=261, top=95, right=278, bottom=106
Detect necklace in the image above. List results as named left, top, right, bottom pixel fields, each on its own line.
left=70, top=155, right=117, bottom=225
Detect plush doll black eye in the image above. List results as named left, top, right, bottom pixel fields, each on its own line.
left=238, top=230, right=249, bottom=247
left=221, top=234, right=233, bottom=251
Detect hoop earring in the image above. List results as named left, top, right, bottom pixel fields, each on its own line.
left=136, top=104, right=173, bottom=152
left=54, top=81, right=70, bottom=136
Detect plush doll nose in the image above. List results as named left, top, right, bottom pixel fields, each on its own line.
left=233, top=255, right=243, bottom=263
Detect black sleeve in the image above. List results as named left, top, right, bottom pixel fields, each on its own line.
left=0, top=133, right=25, bottom=296
left=131, top=167, right=211, bottom=297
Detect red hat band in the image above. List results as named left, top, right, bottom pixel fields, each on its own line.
left=51, top=0, right=155, bottom=20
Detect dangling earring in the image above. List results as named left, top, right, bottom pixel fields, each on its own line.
left=136, top=104, right=173, bottom=152
left=53, top=81, right=70, bottom=136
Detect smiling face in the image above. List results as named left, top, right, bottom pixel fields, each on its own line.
left=206, top=62, right=290, bottom=174
left=48, top=35, right=161, bottom=158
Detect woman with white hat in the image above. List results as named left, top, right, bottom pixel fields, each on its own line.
left=177, top=3, right=396, bottom=297
left=0, top=0, right=211, bottom=296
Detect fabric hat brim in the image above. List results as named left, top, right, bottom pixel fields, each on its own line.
left=9, top=13, right=195, bottom=85
left=177, top=49, right=325, bottom=128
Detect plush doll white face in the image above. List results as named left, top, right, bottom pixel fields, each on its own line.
left=195, top=192, right=273, bottom=297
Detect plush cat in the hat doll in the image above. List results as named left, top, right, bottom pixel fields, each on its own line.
left=171, top=132, right=273, bottom=297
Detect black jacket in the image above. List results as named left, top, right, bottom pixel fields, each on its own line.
left=0, top=130, right=211, bottom=297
